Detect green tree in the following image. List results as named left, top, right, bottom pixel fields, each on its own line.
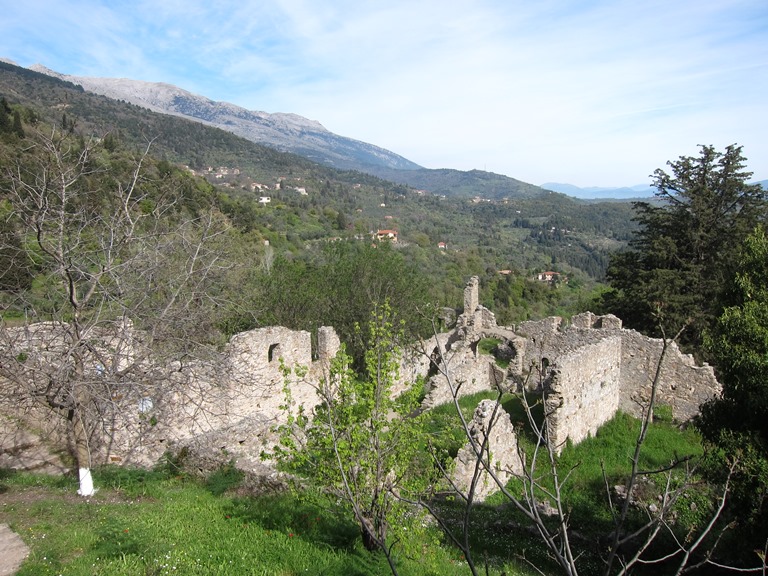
left=0, top=206, right=35, bottom=292
left=698, top=226, right=768, bottom=560
left=274, top=302, right=428, bottom=575
left=604, top=145, right=766, bottom=350
left=0, top=96, right=11, bottom=134
left=11, top=109, right=23, bottom=138
left=258, top=242, right=431, bottom=369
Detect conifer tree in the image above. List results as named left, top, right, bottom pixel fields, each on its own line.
left=604, top=145, right=766, bottom=350
left=698, top=227, right=768, bottom=560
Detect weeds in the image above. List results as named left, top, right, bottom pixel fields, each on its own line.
left=0, top=464, right=490, bottom=576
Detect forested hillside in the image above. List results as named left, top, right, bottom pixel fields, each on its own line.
left=0, top=60, right=638, bottom=326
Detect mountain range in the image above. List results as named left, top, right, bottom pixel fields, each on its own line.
left=11, top=60, right=642, bottom=200
left=8, top=59, right=705, bottom=200
left=0, top=57, right=640, bottom=285
left=26, top=63, right=422, bottom=175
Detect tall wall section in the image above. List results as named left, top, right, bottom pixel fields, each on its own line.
left=619, top=330, right=720, bottom=421
left=544, top=336, right=622, bottom=450
left=117, top=325, right=338, bottom=470
left=0, top=323, right=341, bottom=476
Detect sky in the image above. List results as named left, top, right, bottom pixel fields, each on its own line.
left=1, top=0, right=766, bottom=187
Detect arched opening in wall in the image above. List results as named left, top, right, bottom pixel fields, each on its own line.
left=541, top=357, right=550, bottom=372
left=268, top=343, right=282, bottom=363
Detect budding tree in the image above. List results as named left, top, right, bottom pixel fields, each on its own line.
left=0, top=126, right=236, bottom=495
left=273, top=302, right=428, bottom=576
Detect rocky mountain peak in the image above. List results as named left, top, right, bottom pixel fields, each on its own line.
left=27, top=64, right=421, bottom=172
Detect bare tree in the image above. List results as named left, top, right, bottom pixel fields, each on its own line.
left=0, top=126, right=237, bottom=495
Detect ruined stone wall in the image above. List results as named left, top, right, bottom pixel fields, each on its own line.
left=513, top=313, right=720, bottom=423
left=544, top=336, right=622, bottom=450
left=317, top=326, right=341, bottom=364
left=114, top=325, right=337, bottom=469
left=1, top=323, right=340, bottom=476
left=1, top=280, right=724, bottom=483
left=515, top=316, right=564, bottom=340
left=453, top=399, right=523, bottom=501
left=619, top=331, right=720, bottom=420
left=421, top=330, right=506, bottom=409
left=464, top=276, right=480, bottom=316
left=423, top=356, right=498, bottom=409
left=227, top=326, right=312, bottom=377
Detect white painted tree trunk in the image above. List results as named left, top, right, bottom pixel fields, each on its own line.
left=77, top=467, right=96, bottom=497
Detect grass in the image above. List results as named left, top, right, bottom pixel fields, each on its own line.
left=0, top=399, right=706, bottom=576
left=476, top=338, right=510, bottom=368
left=0, top=464, right=532, bottom=576
left=422, top=390, right=505, bottom=458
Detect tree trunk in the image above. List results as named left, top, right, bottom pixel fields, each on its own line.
left=360, top=515, right=379, bottom=551
left=72, top=409, right=96, bottom=497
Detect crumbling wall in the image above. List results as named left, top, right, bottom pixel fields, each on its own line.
left=453, top=399, right=523, bottom=501
left=1, top=276, right=724, bottom=482
left=544, top=336, right=622, bottom=450
left=116, top=326, right=337, bottom=468
left=464, top=276, right=480, bottom=316
left=513, top=312, right=719, bottom=423
left=0, top=323, right=340, bottom=476
left=421, top=333, right=507, bottom=409
left=619, top=331, right=720, bottom=420
left=317, top=326, right=341, bottom=365
left=515, top=316, right=564, bottom=342
left=569, top=311, right=623, bottom=330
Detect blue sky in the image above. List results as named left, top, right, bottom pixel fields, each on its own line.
left=2, top=0, right=766, bottom=187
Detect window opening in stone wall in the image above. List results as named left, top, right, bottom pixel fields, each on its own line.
left=268, top=343, right=281, bottom=362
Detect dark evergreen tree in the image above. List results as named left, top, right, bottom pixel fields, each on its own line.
left=11, top=110, right=23, bottom=138
left=697, top=226, right=768, bottom=564
left=0, top=218, right=35, bottom=291
left=0, top=96, right=11, bottom=134
left=603, top=145, right=766, bottom=350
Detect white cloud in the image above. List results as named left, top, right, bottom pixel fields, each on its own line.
left=1, top=0, right=766, bottom=186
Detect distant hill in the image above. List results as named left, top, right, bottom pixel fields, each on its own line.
left=3, top=59, right=636, bottom=204
left=540, top=182, right=655, bottom=200
left=367, top=167, right=549, bottom=200
left=15, top=61, right=554, bottom=200
left=542, top=180, right=768, bottom=199
left=0, top=59, right=642, bottom=293
left=26, top=63, right=422, bottom=174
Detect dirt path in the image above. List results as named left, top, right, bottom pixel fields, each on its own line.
left=0, top=524, right=29, bottom=576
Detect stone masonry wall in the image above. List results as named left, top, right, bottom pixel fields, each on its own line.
left=544, top=336, right=622, bottom=450
left=1, top=278, right=724, bottom=482
left=514, top=313, right=720, bottom=420
left=619, top=330, right=720, bottom=421
left=117, top=325, right=338, bottom=470
left=0, top=323, right=341, bottom=477
left=464, top=276, right=480, bottom=317
left=453, top=399, right=523, bottom=501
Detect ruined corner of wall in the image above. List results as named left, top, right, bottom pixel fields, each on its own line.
left=452, top=399, right=522, bottom=502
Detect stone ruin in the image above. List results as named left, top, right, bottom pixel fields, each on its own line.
left=418, top=276, right=721, bottom=499
left=452, top=399, right=522, bottom=501
left=1, top=276, right=722, bottom=500
left=0, top=322, right=341, bottom=486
